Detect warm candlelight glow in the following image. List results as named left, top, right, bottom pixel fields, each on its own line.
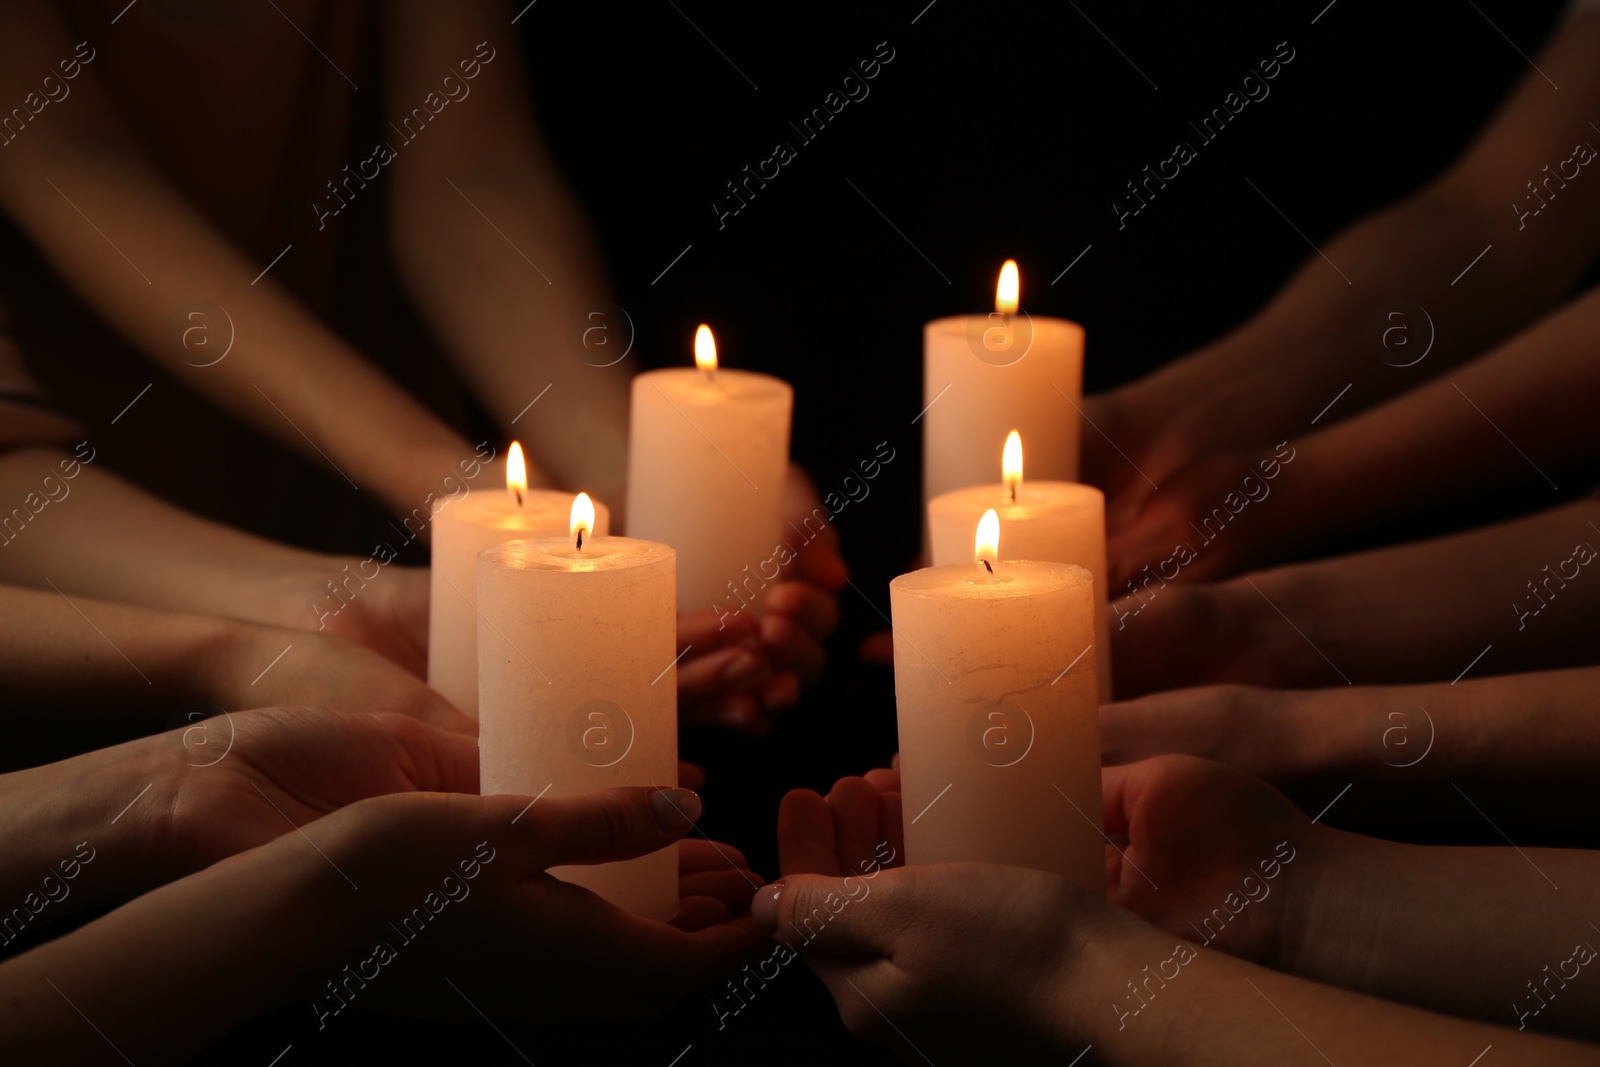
left=507, top=441, right=527, bottom=507
left=694, top=324, right=718, bottom=373
left=1002, top=430, right=1022, bottom=503
left=996, top=260, right=1020, bottom=315
left=570, top=492, right=595, bottom=550
left=975, top=508, right=1000, bottom=572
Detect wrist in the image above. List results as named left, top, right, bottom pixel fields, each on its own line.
left=1274, top=824, right=1373, bottom=983
left=1067, top=905, right=1195, bottom=1058
left=0, top=736, right=182, bottom=924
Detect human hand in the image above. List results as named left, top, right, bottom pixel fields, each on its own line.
left=307, top=563, right=430, bottom=678
left=296, top=786, right=771, bottom=1020
left=676, top=466, right=845, bottom=734
left=1101, top=755, right=1325, bottom=968
left=1106, top=443, right=1299, bottom=591
left=207, top=619, right=471, bottom=732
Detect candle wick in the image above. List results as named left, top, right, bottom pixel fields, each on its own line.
left=1008, top=484, right=1016, bottom=504
left=981, top=558, right=994, bottom=575
left=514, top=489, right=523, bottom=507
left=576, top=527, right=585, bottom=551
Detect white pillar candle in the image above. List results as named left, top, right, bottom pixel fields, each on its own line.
left=626, top=325, right=793, bottom=615
left=428, top=442, right=611, bottom=719
left=891, top=510, right=1105, bottom=894
left=477, top=497, right=678, bottom=919
left=928, top=432, right=1111, bottom=700
left=923, top=261, right=1085, bottom=517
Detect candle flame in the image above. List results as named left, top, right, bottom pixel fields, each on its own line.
left=975, top=508, right=1000, bottom=568
left=995, top=260, right=1020, bottom=315
left=570, top=492, right=595, bottom=550
left=1002, top=430, right=1022, bottom=503
left=507, top=441, right=527, bottom=506
left=694, top=324, right=718, bottom=372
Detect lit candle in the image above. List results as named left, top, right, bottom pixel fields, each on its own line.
left=927, top=431, right=1112, bottom=699
left=477, top=494, right=679, bottom=919
left=428, top=441, right=612, bottom=719
left=923, top=260, right=1085, bottom=523
left=890, top=510, right=1105, bottom=893
left=627, top=325, right=793, bottom=614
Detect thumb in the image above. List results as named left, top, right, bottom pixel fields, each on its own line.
left=513, top=787, right=703, bottom=874
left=753, top=870, right=908, bottom=957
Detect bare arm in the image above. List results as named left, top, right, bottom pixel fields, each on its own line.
left=385, top=0, right=629, bottom=505
left=0, top=3, right=470, bottom=516
left=1092, top=9, right=1600, bottom=505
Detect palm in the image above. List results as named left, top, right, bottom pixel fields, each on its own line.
left=1107, top=756, right=1310, bottom=966
left=167, top=707, right=473, bottom=871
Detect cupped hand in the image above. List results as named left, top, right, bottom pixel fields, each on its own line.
left=1106, top=444, right=1297, bottom=591
left=1102, top=754, right=1321, bottom=968
left=676, top=466, right=846, bottom=734
left=776, top=768, right=902, bottom=879
left=294, top=786, right=771, bottom=1020
left=308, top=563, right=430, bottom=678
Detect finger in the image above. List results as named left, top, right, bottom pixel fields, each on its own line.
left=680, top=837, right=749, bottom=874
left=862, top=767, right=900, bottom=793
left=777, top=788, right=839, bottom=877
left=672, top=895, right=734, bottom=931
left=517, top=787, right=703, bottom=874
left=676, top=606, right=761, bottom=650
left=677, top=643, right=771, bottom=703
left=827, top=777, right=883, bottom=874
left=756, top=872, right=909, bottom=956
left=793, top=537, right=848, bottom=591
left=758, top=671, right=801, bottom=714
left=1100, top=760, right=1152, bottom=839
left=764, top=581, right=840, bottom=640
left=681, top=869, right=765, bottom=910
left=373, top=712, right=481, bottom=793
left=760, top=613, right=827, bottom=684
left=678, top=761, right=706, bottom=791
left=683, top=691, right=764, bottom=732
left=857, top=629, right=893, bottom=665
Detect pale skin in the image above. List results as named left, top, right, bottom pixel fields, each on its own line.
left=762, top=756, right=1600, bottom=1063
left=1088, top=9, right=1600, bottom=578
left=0, top=1, right=844, bottom=730
left=0, top=764, right=770, bottom=1065
left=1109, top=496, right=1600, bottom=696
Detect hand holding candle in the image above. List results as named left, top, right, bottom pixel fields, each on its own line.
left=477, top=495, right=678, bottom=919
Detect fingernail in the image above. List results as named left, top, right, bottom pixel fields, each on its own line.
left=751, top=882, right=784, bottom=929
left=721, top=651, right=761, bottom=685
left=650, top=788, right=701, bottom=832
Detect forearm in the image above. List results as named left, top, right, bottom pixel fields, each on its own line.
left=0, top=8, right=469, bottom=514
left=1235, top=497, right=1600, bottom=686
left=1274, top=288, right=1600, bottom=551
left=0, top=843, right=339, bottom=1064
left=0, top=447, right=366, bottom=631
left=1290, top=832, right=1600, bottom=1037
left=1120, top=14, right=1600, bottom=450
left=1083, top=928, right=1593, bottom=1065
left=385, top=2, right=628, bottom=503
left=392, top=165, right=629, bottom=502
